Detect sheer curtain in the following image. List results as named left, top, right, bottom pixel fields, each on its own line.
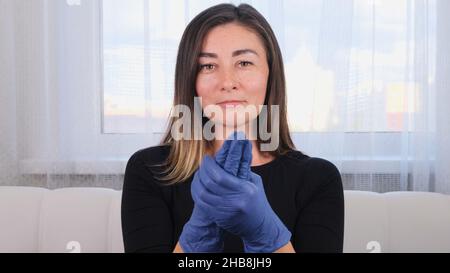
left=0, top=0, right=449, bottom=193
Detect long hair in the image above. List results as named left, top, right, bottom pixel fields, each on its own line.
left=154, top=3, right=296, bottom=184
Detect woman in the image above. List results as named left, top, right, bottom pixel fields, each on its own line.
left=121, top=3, right=344, bottom=253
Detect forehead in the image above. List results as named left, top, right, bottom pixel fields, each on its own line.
left=200, top=23, right=266, bottom=55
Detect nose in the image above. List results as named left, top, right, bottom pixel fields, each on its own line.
left=220, top=68, right=238, bottom=92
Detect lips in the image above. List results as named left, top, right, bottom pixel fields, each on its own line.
left=217, top=100, right=246, bottom=107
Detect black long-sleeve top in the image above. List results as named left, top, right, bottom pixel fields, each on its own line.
left=121, top=145, right=344, bottom=253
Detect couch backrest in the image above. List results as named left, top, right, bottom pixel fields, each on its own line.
left=0, top=187, right=123, bottom=253
left=1, top=187, right=449, bottom=253
left=344, top=190, right=450, bottom=252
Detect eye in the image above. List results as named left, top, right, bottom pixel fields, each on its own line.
left=199, top=64, right=215, bottom=71
left=239, top=61, right=253, bottom=67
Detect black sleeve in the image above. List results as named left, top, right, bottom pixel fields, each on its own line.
left=293, top=158, right=345, bottom=253
left=121, top=151, right=174, bottom=252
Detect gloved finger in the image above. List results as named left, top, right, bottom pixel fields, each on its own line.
left=201, top=155, right=243, bottom=192
left=198, top=160, right=260, bottom=201
left=248, top=171, right=264, bottom=188
left=237, top=140, right=252, bottom=179
left=192, top=169, right=229, bottom=211
left=194, top=190, right=220, bottom=217
left=232, top=131, right=246, bottom=140
left=198, top=178, right=258, bottom=213
left=217, top=131, right=242, bottom=167
left=224, top=140, right=245, bottom=176
left=190, top=171, right=204, bottom=203
left=202, top=164, right=259, bottom=203
left=221, top=131, right=245, bottom=174
left=197, top=190, right=235, bottom=214
left=215, top=140, right=231, bottom=168
left=193, top=166, right=224, bottom=196
left=199, top=161, right=236, bottom=195
left=192, top=169, right=222, bottom=200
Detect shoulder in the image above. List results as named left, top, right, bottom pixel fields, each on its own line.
left=280, top=150, right=342, bottom=195
left=306, top=157, right=341, bottom=181
left=122, top=146, right=174, bottom=212
left=128, top=144, right=171, bottom=165
left=124, top=144, right=172, bottom=184
left=126, top=144, right=171, bottom=172
left=283, top=150, right=341, bottom=179
left=281, top=151, right=343, bottom=209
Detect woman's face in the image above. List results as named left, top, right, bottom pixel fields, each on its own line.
left=196, top=23, right=269, bottom=130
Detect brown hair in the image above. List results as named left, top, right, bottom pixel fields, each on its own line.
left=154, top=3, right=295, bottom=184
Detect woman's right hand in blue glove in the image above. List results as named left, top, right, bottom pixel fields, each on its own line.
left=178, top=133, right=244, bottom=252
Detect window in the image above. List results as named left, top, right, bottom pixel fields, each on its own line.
left=283, top=0, right=436, bottom=133
left=101, top=0, right=184, bottom=134
left=97, top=0, right=437, bottom=176
left=101, top=0, right=436, bottom=135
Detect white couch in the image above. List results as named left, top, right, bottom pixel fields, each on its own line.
left=0, top=186, right=449, bottom=253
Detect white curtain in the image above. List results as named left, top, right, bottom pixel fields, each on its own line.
left=0, top=0, right=449, bottom=193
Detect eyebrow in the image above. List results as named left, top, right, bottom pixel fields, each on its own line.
left=198, top=49, right=259, bottom=58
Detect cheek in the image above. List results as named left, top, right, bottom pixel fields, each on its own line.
left=195, top=76, right=216, bottom=106
left=243, top=72, right=268, bottom=104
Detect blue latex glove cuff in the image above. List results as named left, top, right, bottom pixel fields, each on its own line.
left=179, top=205, right=224, bottom=253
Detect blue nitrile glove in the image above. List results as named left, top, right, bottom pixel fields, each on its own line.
left=178, top=132, right=245, bottom=252
left=178, top=169, right=223, bottom=252
left=193, top=141, right=291, bottom=253
left=216, top=131, right=251, bottom=180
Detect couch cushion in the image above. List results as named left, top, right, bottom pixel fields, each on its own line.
left=38, top=187, right=123, bottom=253
left=386, top=192, right=450, bottom=252
left=343, top=190, right=389, bottom=252
left=0, top=187, right=47, bottom=253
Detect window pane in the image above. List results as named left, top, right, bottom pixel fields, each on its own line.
left=284, top=0, right=435, bottom=132
left=102, top=0, right=146, bottom=134
left=102, top=0, right=436, bottom=134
